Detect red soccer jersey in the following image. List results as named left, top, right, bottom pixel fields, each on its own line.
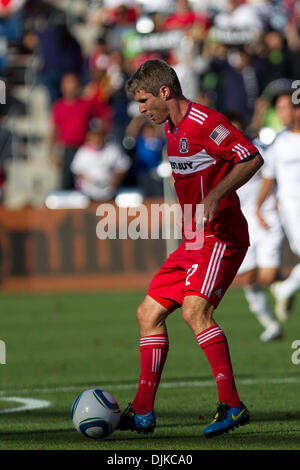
left=165, top=101, right=259, bottom=247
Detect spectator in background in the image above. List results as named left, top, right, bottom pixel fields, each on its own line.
left=106, top=49, right=131, bottom=143
left=258, top=29, right=291, bottom=90
left=83, top=39, right=114, bottom=133
left=71, top=118, right=131, bottom=202
left=84, top=41, right=131, bottom=143
left=49, top=73, right=104, bottom=191
left=0, top=107, right=13, bottom=203
left=0, top=0, right=25, bottom=39
left=0, top=0, right=26, bottom=70
left=90, top=2, right=137, bottom=52
left=87, top=35, right=109, bottom=80
left=213, top=0, right=264, bottom=33
left=228, top=48, right=260, bottom=119
left=249, top=88, right=293, bottom=137
left=0, top=116, right=11, bottom=203
left=84, top=50, right=111, bottom=105
left=126, top=116, right=165, bottom=198
left=0, top=163, right=6, bottom=203
left=0, top=0, right=26, bottom=17
left=285, top=19, right=300, bottom=80
left=161, top=0, right=210, bottom=32
left=36, top=12, right=83, bottom=105
left=201, top=43, right=260, bottom=124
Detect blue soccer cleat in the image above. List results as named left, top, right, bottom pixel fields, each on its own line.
left=117, top=403, right=156, bottom=434
left=204, top=402, right=250, bottom=438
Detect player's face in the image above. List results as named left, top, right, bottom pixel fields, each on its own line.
left=276, top=95, right=293, bottom=127
left=134, top=89, right=169, bottom=125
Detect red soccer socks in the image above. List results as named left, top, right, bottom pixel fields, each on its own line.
left=196, top=325, right=241, bottom=408
left=132, top=334, right=169, bottom=414
left=131, top=326, right=240, bottom=414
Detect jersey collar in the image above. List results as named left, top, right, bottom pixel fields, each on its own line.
left=167, top=100, right=192, bottom=133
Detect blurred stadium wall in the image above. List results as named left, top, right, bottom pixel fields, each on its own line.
left=0, top=201, right=297, bottom=292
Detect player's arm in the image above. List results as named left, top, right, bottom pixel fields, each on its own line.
left=254, top=142, right=277, bottom=230
left=203, top=153, right=264, bottom=222
left=255, top=177, right=275, bottom=229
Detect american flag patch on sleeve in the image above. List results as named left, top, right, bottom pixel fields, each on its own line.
left=209, top=124, right=230, bottom=145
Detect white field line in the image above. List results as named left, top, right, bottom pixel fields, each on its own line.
left=0, top=397, right=51, bottom=414
left=0, top=376, right=299, bottom=398
left=0, top=377, right=298, bottom=414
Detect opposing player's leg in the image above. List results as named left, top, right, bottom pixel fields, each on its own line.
left=236, top=234, right=283, bottom=341
left=245, top=284, right=282, bottom=342
left=237, top=268, right=282, bottom=342
left=271, top=263, right=300, bottom=321
left=118, top=294, right=179, bottom=434
left=271, top=202, right=300, bottom=320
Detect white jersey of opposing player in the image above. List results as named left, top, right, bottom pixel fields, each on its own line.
left=237, top=138, right=283, bottom=273
left=262, top=130, right=300, bottom=202
left=262, top=130, right=300, bottom=256
left=237, top=139, right=276, bottom=215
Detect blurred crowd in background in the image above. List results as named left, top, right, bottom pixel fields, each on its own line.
left=0, top=0, right=299, bottom=207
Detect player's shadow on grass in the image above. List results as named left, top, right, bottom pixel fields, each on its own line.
left=0, top=428, right=75, bottom=438
left=153, top=409, right=300, bottom=432
left=126, top=434, right=300, bottom=450
left=0, top=423, right=299, bottom=448
left=248, top=410, right=300, bottom=424
left=111, top=428, right=300, bottom=448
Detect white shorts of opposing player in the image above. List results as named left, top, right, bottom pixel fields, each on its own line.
left=237, top=206, right=283, bottom=342
left=278, top=200, right=300, bottom=258
left=238, top=209, right=283, bottom=274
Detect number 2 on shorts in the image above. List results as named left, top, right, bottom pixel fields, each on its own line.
left=186, top=264, right=199, bottom=286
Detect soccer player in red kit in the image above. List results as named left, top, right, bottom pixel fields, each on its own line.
left=118, top=60, right=263, bottom=437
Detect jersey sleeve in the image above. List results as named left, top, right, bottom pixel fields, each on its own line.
left=201, top=116, right=259, bottom=164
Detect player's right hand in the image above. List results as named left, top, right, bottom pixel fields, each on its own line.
left=256, top=208, right=270, bottom=230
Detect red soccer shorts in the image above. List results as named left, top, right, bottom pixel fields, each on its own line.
left=148, top=240, right=247, bottom=310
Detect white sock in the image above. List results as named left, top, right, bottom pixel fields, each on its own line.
left=244, top=285, right=275, bottom=328
left=278, top=264, right=300, bottom=299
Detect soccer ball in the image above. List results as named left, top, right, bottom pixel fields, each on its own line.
left=71, top=388, right=121, bottom=439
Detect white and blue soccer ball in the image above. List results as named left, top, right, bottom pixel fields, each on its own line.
left=71, top=389, right=121, bottom=439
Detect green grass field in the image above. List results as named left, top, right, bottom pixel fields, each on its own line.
left=0, top=288, right=299, bottom=451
